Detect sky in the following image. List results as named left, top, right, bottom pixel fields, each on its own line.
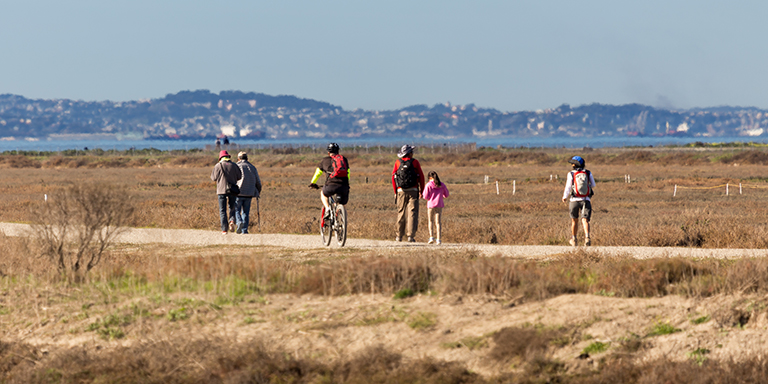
left=1, top=1, right=767, bottom=112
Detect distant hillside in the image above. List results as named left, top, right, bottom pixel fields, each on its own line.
left=0, top=90, right=767, bottom=140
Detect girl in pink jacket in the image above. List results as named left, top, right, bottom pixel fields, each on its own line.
left=422, top=171, right=449, bottom=244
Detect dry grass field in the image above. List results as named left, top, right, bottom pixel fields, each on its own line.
left=1, top=145, right=768, bottom=248
left=3, top=145, right=768, bottom=382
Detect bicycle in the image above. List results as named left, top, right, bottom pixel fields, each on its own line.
left=320, top=194, right=347, bottom=247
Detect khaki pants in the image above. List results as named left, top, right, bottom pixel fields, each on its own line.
left=396, top=188, right=420, bottom=238
left=428, top=207, right=443, bottom=240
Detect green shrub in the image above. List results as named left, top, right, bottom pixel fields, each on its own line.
left=582, top=341, right=610, bottom=355
left=393, top=288, right=415, bottom=299
left=692, top=315, right=710, bottom=325
left=648, top=322, right=681, bottom=336
left=407, top=312, right=437, bottom=330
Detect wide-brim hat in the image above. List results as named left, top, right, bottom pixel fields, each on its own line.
left=397, top=144, right=414, bottom=158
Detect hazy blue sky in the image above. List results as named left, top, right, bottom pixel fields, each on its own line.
left=1, top=1, right=766, bottom=111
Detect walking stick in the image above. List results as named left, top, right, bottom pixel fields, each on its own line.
left=257, top=197, right=261, bottom=230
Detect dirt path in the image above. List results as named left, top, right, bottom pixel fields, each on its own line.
left=3, top=222, right=767, bottom=259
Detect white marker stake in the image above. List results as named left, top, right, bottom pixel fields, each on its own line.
left=740, top=183, right=743, bottom=195
left=726, top=183, right=729, bottom=196
left=628, top=174, right=631, bottom=184
left=673, top=185, right=677, bottom=197
left=513, top=180, right=516, bottom=195
left=44, top=194, right=47, bottom=202
left=496, top=180, right=499, bottom=195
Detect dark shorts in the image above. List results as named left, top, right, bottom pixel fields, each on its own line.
left=322, top=183, right=349, bottom=205
left=569, top=200, right=592, bottom=221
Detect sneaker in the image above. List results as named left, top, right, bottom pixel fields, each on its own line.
left=222, top=231, right=227, bottom=235
left=407, top=237, right=415, bottom=243
left=235, top=225, right=242, bottom=234
left=569, top=237, right=576, bottom=247
left=428, top=237, right=435, bottom=244
left=396, top=236, right=402, bottom=242
left=228, top=221, right=236, bottom=232
left=585, top=237, right=591, bottom=246
left=436, top=239, right=442, bottom=245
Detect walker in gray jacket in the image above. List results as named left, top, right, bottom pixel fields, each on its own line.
left=235, top=151, right=262, bottom=234
left=211, top=150, right=242, bottom=233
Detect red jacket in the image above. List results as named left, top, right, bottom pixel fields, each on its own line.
left=391, top=156, right=425, bottom=194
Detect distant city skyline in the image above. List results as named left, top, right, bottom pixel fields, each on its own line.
left=2, top=1, right=767, bottom=112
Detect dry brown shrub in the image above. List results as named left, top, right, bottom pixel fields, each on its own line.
left=7, top=328, right=768, bottom=383
left=663, top=151, right=706, bottom=166
left=577, top=355, right=768, bottom=384
left=13, top=230, right=768, bottom=302
left=0, top=155, right=41, bottom=168
left=489, top=326, right=564, bottom=362
left=169, top=155, right=215, bottom=167
left=0, top=234, right=41, bottom=278
left=90, top=157, right=129, bottom=168
left=431, top=151, right=555, bottom=166
left=0, top=341, right=40, bottom=379
left=30, top=182, right=135, bottom=280
left=711, top=301, right=752, bottom=328
left=64, top=158, right=87, bottom=168
left=3, top=339, right=480, bottom=384
left=329, top=345, right=478, bottom=384
left=607, top=150, right=656, bottom=165
left=41, top=155, right=65, bottom=168
left=722, top=150, right=768, bottom=165
left=127, top=158, right=153, bottom=167
left=588, top=255, right=708, bottom=297
left=57, top=247, right=758, bottom=301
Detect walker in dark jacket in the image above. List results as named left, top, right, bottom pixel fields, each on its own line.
left=235, top=151, right=262, bottom=234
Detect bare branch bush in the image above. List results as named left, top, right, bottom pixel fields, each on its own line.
left=31, top=183, right=134, bottom=280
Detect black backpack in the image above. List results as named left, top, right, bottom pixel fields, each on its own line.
left=395, top=158, right=418, bottom=188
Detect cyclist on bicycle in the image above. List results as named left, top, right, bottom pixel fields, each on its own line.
left=308, top=143, right=350, bottom=219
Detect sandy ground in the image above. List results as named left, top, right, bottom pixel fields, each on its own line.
left=4, top=222, right=768, bottom=376
left=2, top=222, right=768, bottom=259
left=9, top=290, right=767, bottom=377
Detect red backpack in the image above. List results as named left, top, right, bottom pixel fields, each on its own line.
left=329, top=154, right=348, bottom=179
left=571, top=169, right=592, bottom=198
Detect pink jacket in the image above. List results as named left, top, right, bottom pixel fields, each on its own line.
left=422, top=180, right=449, bottom=209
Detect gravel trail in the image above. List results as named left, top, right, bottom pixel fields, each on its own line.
left=3, top=222, right=767, bottom=259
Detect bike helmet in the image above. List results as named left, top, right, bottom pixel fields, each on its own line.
left=568, top=156, right=585, bottom=168
left=326, top=142, right=340, bottom=154
left=397, top=144, right=414, bottom=158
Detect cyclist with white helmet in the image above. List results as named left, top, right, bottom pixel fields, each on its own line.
left=309, top=143, right=350, bottom=218
left=562, top=155, right=596, bottom=246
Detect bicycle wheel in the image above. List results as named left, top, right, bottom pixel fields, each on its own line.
left=334, top=204, right=347, bottom=247
left=320, top=207, right=332, bottom=246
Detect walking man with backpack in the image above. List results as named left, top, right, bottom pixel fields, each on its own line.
left=392, top=145, right=425, bottom=242
left=211, top=150, right=242, bottom=234
left=235, top=151, right=262, bottom=234
left=308, top=143, right=350, bottom=218
left=562, top=155, right=596, bottom=246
